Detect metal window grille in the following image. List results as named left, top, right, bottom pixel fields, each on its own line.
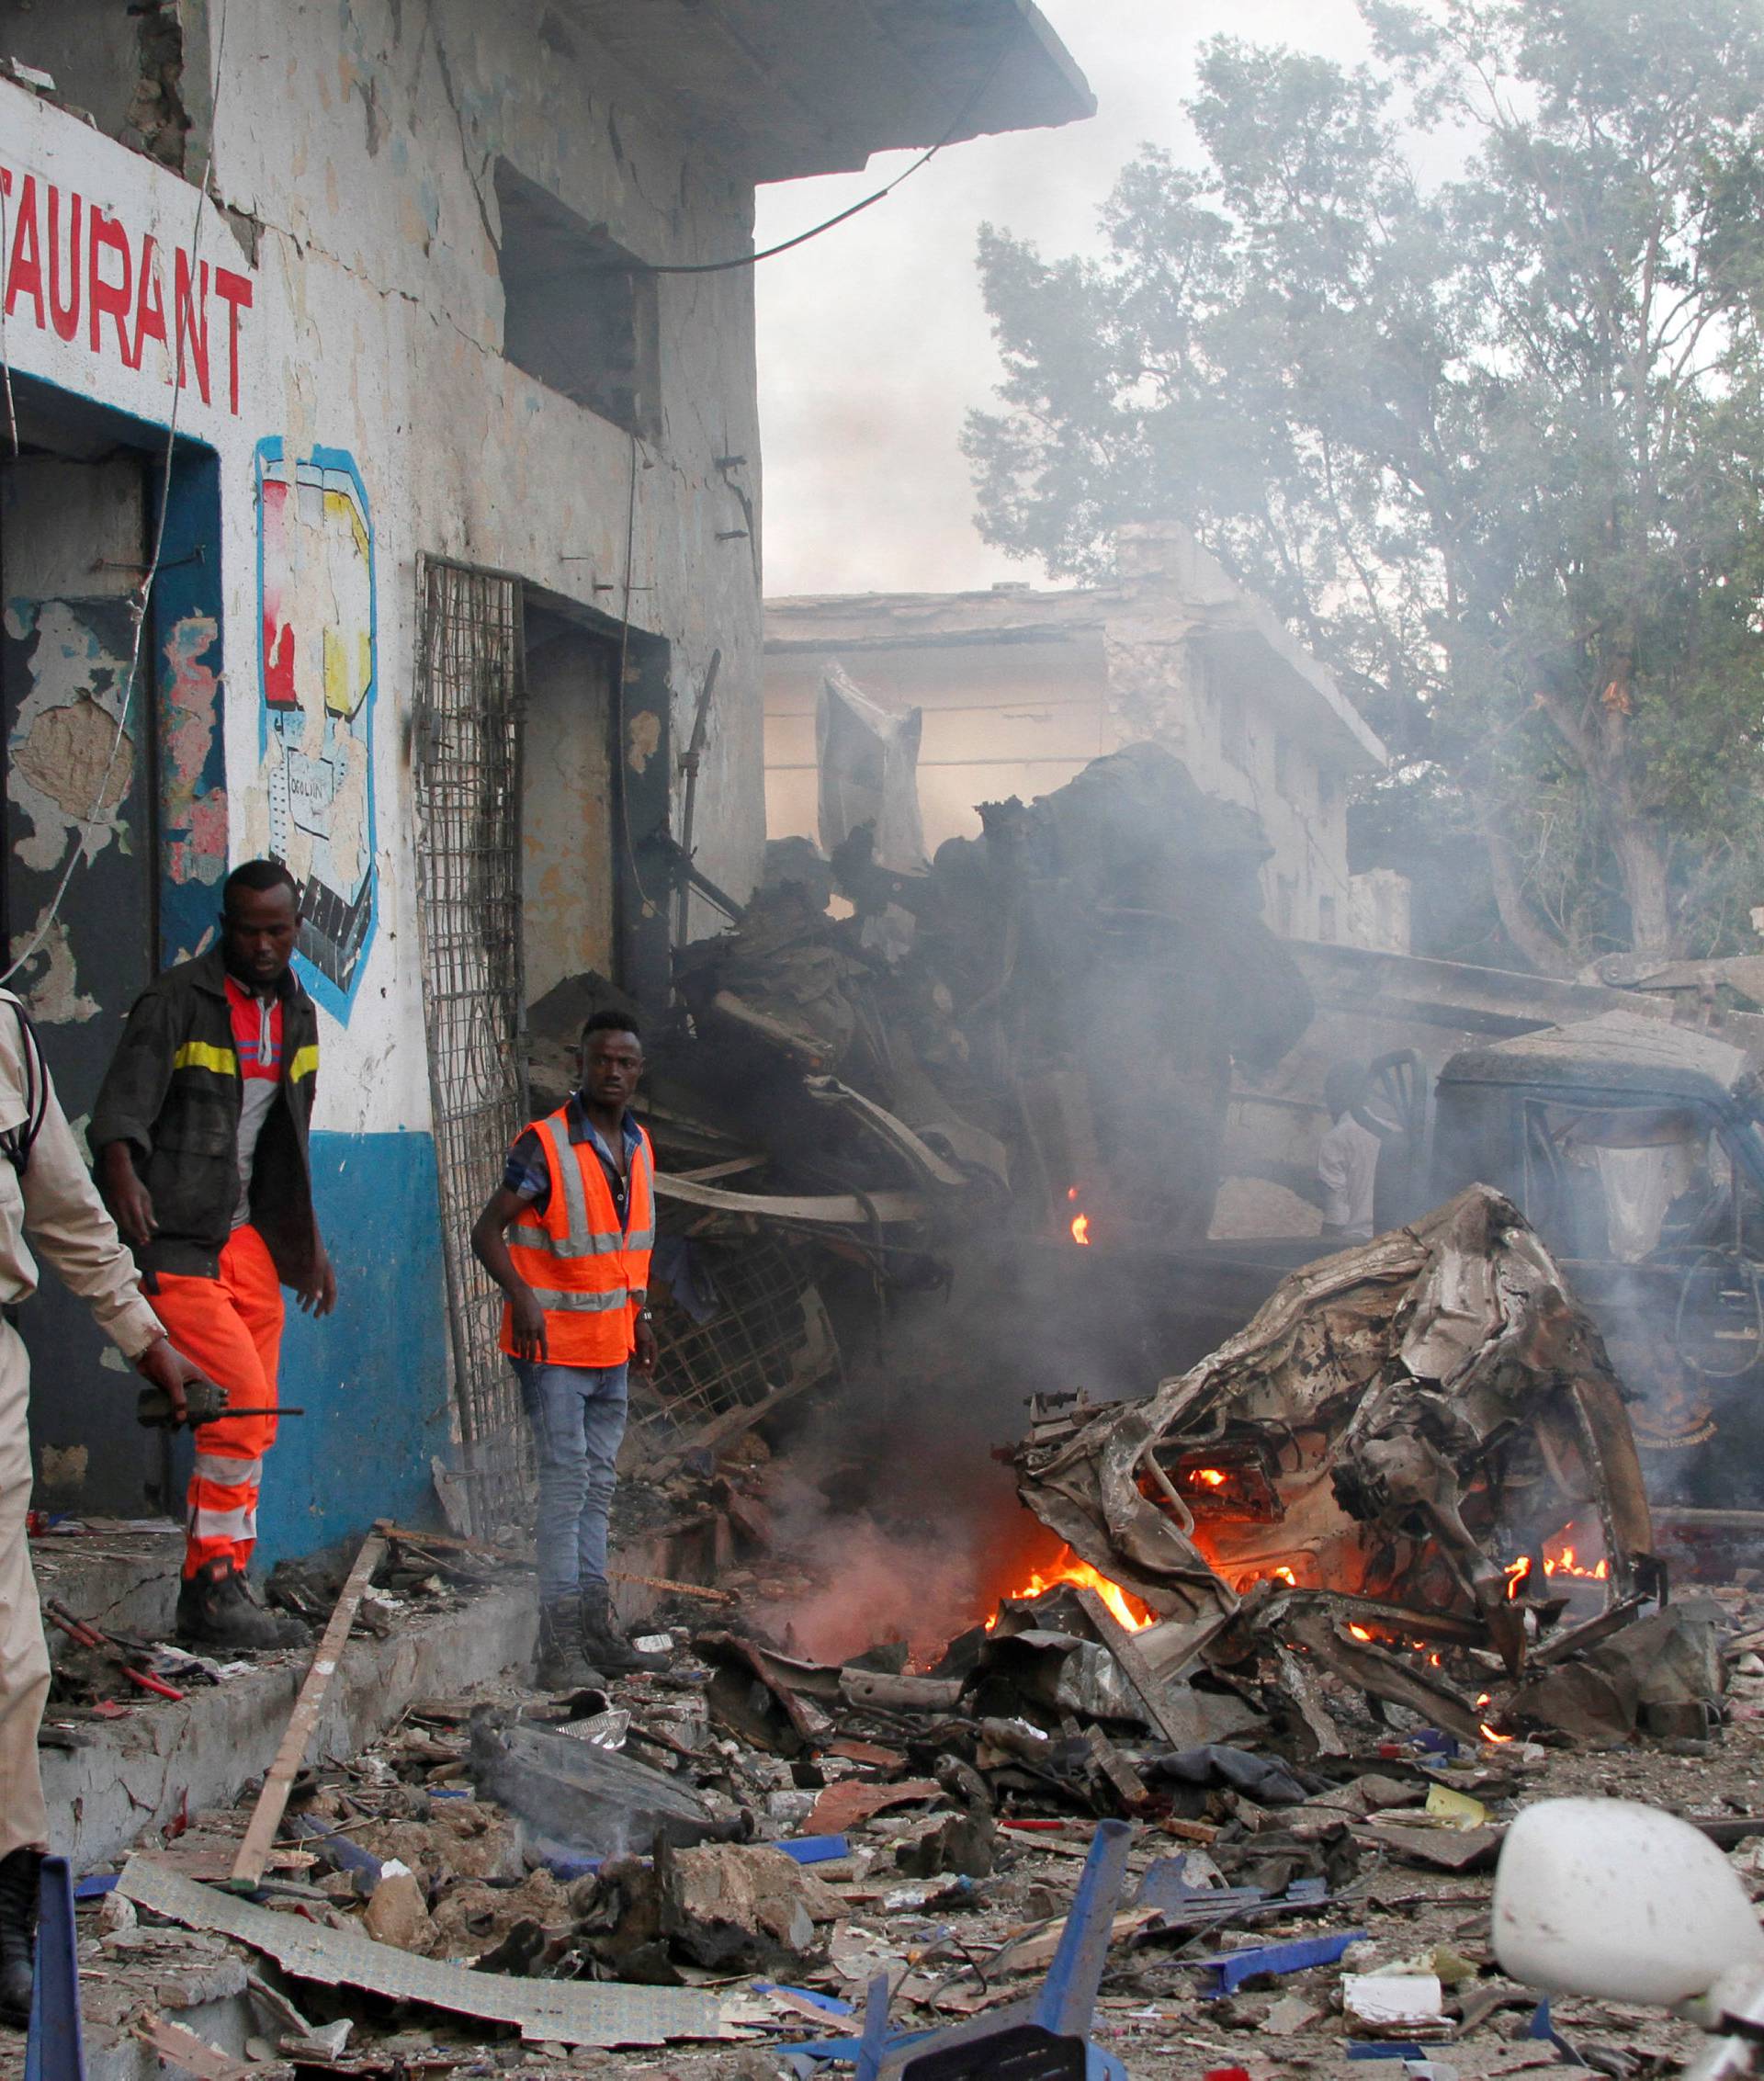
left=413, top=555, right=533, bottom=1536
left=625, top=1233, right=840, bottom=1454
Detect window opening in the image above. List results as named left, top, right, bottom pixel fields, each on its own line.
left=494, top=160, right=660, bottom=439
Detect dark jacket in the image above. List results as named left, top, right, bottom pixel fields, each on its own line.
left=90, top=946, right=320, bottom=1284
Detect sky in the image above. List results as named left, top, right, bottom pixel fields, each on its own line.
left=753, top=0, right=1374, bottom=599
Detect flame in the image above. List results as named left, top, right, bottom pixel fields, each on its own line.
left=1193, top=1468, right=1227, bottom=1488
left=1066, top=1185, right=1079, bottom=1201
left=1272, top=1566, right=1297, bottom=1585
left=1505, top=1532, right=1609, bottom=1600
left=989, top=1546, right=1152, bottom=1632
left=1348, top=1623, right=1374, bottom=1641
left=1070, top=1212, right=1091, bottom=1246
left=1480, top=1723, right=1514, bottom=1744
left=1543, top=1537, right=1608, bottom=1582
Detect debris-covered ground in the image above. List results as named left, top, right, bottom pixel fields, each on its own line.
left=33, top=1562, right=1764, bottom=2081
left=20, top=1186, right=1764, bottom=2078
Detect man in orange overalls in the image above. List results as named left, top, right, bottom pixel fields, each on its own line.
left=93, top=860, right=335, bottom=1650
left=471, top=1010, right=664, bottom=1688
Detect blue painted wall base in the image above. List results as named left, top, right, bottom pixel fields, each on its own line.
left=242, top=1127, right=449, bottom=1567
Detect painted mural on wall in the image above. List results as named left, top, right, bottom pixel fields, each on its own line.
left=253, top=440, right=376, bottom=1021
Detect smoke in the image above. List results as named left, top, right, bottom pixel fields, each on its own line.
left=749, top=1232, right=1155, bottom=1665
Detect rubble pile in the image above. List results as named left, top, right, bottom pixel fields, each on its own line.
left=85, top=1555, right=1764, bottom=2080
left=652, top=741, right=1312, bottom=1250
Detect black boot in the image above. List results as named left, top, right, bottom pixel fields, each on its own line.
left=535, top=1602, right=596, bottom=1690
left=577, top=1584, right=669, bottom=1674
left=175, top=1560, right=305, bottom=1652
left=0, top=1848, right=41, bottom=2027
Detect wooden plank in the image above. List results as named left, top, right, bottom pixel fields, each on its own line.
left=1071, top=1587, right=1193, bottom=1752
left=229, top=1531, right=388, bottom=1890
left=606, top=1568, right=734, bottom=1604
left=136, top=2015, right=256, bottom=2081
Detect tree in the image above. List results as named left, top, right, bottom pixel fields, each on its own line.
left=964, top=0, right=1764, bottom=972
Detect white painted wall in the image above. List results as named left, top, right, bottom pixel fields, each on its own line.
left=0, top=0, right=768, bottom=1135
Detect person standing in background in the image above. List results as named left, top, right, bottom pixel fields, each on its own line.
left=471, top=1010, right=667, bottom=1689
left=1318, top=1061, right=1382, bottom=1241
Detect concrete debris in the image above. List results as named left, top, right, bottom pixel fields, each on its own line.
left=359, top=1858, right=435, bottom=1951
left=467, top=1707, right=727, bottom=1856
left=655, top=1839, right=844, bottom=1972
left=115, top=1854, right=725, bottom=2046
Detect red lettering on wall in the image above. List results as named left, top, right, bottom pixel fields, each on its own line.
left=47, top=186, right=80, bottom=344
left=88, top=206, right=135, bottom=366
left=174, top=247, right=209, bottom=403
left=6, top=173, right=42, bottom=330
left=133, top=234, right=168, bottom=372
left=0, top=161, right=250, bottom=407
left=213, top=266, right=251, bottom=417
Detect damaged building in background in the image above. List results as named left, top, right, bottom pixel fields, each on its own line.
left=0, top=1, right=1093, bottom=1544
left=763, top=519, right=1405, bottom=950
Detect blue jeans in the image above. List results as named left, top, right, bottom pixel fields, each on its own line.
left=513, top=1359, right=628, bottom=1605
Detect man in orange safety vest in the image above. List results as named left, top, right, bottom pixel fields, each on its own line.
left=470, top=1010, right=667, bottom=1688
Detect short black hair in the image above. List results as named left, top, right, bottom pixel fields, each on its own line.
left=222, top=858, right=300, bottom=912
left=581, top=1008, right=641, bottom=1049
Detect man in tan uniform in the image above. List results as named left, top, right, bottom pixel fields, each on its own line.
left=0, top=993, right=204, bottom=2025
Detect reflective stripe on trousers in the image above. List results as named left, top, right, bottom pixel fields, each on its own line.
left=152, top=1224, right=286, bottom=1579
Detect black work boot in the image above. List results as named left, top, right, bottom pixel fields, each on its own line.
left=175, top=1560, right=305, bottom=1652
left=577, top=1584, right=669, bottom=1674
left=535, top=1602, right=596, bottom=1690
left=0, top=1848, right=41, bottom=2027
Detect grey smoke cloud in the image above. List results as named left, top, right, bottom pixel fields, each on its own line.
left=755, top=0, right=1373, bottom=597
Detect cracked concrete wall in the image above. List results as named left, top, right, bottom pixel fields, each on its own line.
left=0, top=0, right=764, bottom=1140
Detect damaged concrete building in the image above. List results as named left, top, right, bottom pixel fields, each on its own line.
left=0, top=3, right=1093, bottom=1551
left=763, top=518, right=1406, bottom=951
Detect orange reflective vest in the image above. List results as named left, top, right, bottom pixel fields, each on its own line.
left=500, top=1106, right=655, bottom=1367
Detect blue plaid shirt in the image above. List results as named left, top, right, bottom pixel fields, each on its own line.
left=504, top=1095, right=642, bottom=1229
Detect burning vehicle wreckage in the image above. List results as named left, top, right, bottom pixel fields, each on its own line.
left=1012, top=1182, right=1712, bottom=1754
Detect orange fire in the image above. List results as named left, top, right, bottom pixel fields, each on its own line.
left=1070, top=1213, right=1091, bottom=1246
left=1348, top=1623, right=1374, bottom=1641
left=1506, top=1532, right=1609, bottom=1600
left=1193, top=1468, right=1227, bottom=1488
left=989, top=1546, right=1153, bottom=1633
left=1480, top=1722, right=1514, bottom=1744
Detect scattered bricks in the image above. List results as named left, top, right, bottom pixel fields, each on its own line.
left=655, top=1839, right=846, bottom=1973
left=361, top=1860, right=437, bottom=1952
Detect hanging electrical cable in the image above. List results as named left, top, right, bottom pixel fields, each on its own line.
left=638, top=37, right=1012, bottom=277
left=0, top=0, right=232, bottom=988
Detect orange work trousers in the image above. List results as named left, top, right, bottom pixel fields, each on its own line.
left=151, top=1224, right=285, bottom=1579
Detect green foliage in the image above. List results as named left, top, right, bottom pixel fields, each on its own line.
left=965, top=0, right=1764, bottom=969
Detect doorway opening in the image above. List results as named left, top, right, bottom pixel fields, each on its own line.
left=0, top=373, right=223, bottom=1514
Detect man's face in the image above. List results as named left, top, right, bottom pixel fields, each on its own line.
left=580, top=1027, right=643, bottom=1110
left=221, top=884, right=300, bottom=990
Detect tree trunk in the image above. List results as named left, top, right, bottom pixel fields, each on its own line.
left=1611, top=816, right=1675, bottom=956
left=1484, top=826, right=1577, bottom=978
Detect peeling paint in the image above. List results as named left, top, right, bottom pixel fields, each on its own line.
left=12, top=903, right=98, bottom=1026
left=159, top=612, right=228, bottom=889
left=6, top=600, right=136, bottom=873
left=39, top=1442, right=88, bottom=1488
left=626, top=707, right=660, bottom=775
